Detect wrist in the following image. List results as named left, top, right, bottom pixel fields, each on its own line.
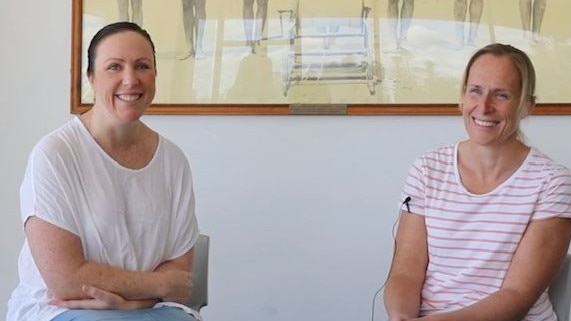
left=125, top=299, right=160, bottom=310
left=154, top=271, right=169, bottom=299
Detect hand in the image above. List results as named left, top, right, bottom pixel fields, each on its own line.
left=389, top=316, right=409, bottom=321
left=49, top=285, right=156, bottom=310
left=388, top=312, right=424, bottom=321
left=160, top=270, right=194, bottom=304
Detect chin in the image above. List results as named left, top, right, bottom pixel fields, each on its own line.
left=119, top=108, right=145, bottom=122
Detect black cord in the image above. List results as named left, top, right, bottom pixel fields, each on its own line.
left=371, top=286, right=383, bottom=321
left=370, top=197, right=411, bottom=321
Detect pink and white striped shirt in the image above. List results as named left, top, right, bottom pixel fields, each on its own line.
left=402, top=143, right=571, bottom=320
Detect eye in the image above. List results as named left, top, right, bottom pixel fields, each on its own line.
left=135, top=63, right=151, bottom=70
left=106, top=63, right=122, bottom=71
left=467, top=86, right=482, bottom=95
left=495, top=92, right=511, bottom=100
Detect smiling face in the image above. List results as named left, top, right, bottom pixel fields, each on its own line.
left=461, top=53, right=526, bottom=147
left=88, top=30, right=156, bottom=122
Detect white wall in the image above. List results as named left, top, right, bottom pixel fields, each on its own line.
left=1, top=1, right=571, bottom=321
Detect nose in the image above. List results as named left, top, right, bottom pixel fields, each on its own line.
left=481, top=92, right=494, bottom=112
left=121, top=67, right=139, bottom=86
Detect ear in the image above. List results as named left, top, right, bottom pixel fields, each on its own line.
left=523, top=99, right=536, bottom=118
left=87, top=73, right=95, bottom=87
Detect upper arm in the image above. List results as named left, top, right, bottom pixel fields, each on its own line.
left=384, top=211, right=428, bottom=319
left=388, top=212, right=429, bottom=284
left=25, top=216, right=87, bottom=297
left=502, top=217, right=571, bottom=304
left=502, top=164, right=571, bottom=302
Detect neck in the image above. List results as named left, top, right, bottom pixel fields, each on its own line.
left=80, top=109, right=144, bottom=149
left=458, top=139, right=530, bottom=193
left=79, top=109, right=158, bottom=169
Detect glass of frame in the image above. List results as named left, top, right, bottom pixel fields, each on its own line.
left=71, top=0, right=571, bottom=115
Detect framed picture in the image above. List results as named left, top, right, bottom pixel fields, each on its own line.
left=71, top=0, right=571, bottom=115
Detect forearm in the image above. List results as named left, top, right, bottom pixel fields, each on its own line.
left=49, top=261, right=168, bottom=301
left=426, top=289, right=533, bottom=321
left=47, top=252, right=193, bottom=306
left=152, top=251, right=193, bottom=304
left=26, top=213, right=196, bottom=306
left=48, top=284, right=161, bottom=310
left=384, top=275, right=423, bottom=320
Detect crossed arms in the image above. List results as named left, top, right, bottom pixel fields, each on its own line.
left=25, top=216, right=194, bottom=310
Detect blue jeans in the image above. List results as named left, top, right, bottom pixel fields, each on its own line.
left=51, top=306, right=199, bottom=321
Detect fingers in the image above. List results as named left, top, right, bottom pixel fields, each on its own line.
left=82, top=285, right=119, bottom=302
left=48, top=296, right=104, bottom=309
left=48, top=285, right=127, bottom=309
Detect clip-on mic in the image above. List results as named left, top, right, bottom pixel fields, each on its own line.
left=403, top=196, right=411, bottom=212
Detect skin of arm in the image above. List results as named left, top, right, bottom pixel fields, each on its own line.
left=411, top=217, right=571, bottom=321
left=383, top=211, right=429, bottom=321
left=26, top=216, right=195, bottom=307
left=49, top=252, right=194, bottom=310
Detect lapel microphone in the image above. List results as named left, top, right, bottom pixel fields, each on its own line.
left=403, top=196, right=411, bottom=212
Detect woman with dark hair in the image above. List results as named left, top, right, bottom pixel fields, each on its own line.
left=7, top=22, right=201, bottom=321
left=384, top=43, right=571, bottom=321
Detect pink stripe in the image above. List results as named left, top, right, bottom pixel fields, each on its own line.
left=428, top=244, right=514, bottom=254
left=429, top=252, right=511, bottom=264
left=427, top=216, right=527, bottom=226
left=427, top=223, right=524, bottom=234
left=428, top=234, right=520, bottom=245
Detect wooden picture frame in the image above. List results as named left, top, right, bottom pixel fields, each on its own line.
left=71, top=0, right=571, bottom=115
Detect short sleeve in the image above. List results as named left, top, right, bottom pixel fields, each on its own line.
left=400, top=155, right=427, bottom=216
left=163, top=140, right=200, bottom=260
left=20, top=137, right=80, bottom=235
left=532, top=164, right=571, bottom=221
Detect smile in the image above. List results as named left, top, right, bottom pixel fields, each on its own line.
left=116, top=94, right=142, bottom=102
left=473, top=117, right=499, bottom=127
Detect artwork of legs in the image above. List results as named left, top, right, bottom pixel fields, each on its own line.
left=117, top=0, right=143, bottom=26
left=454, top=0, right=483, bottom=48
left=519, top=0, right=547, bottom=41
left=243, top=0, right=270, bottom=54
left=387, top=0, right=415, bottom=50
left=180, top=0, right=207, bottom=59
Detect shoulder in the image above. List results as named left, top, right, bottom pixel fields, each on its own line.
left=412, top=143, right=456, bottom=169
left=155, top=135, right=192, bottom=172
left=526, top=148, right=571, bottom=185
left=30, top=118, right=86, bottom=161
left=158, top=135, right=188, bottom=159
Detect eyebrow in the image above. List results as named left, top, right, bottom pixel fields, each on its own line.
left=102, top=57, right=153, bottom=64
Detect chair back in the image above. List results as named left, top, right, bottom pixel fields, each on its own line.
left=549, top=254, right=571, bottom=321
left=187, top=234, right=210, bottom=312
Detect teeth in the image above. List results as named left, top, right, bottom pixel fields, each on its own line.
left=117, top=94, right=140, bottom=102
left=474, top=118, right=498, bottom=127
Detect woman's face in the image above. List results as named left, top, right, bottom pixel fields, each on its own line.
left=461, top=53, right=523, bottom=147
left=88, top=30, right=156, bottom=122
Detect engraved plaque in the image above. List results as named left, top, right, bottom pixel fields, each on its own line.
left=288, top=104, right=348, bottom=115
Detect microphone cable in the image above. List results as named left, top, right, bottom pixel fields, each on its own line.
left=370, top=196, right=411, bottom=321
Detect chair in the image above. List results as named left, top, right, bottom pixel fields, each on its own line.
left=278, top=0, right=377, bottom=96
left=186, top=234, right=210, bottom=312
left=549, top=254, right=571, bottom=321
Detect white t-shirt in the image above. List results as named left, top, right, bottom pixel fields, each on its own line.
left=402, top=143, right=571, bottom=321
left=7, top=117, right=200, bottom=321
